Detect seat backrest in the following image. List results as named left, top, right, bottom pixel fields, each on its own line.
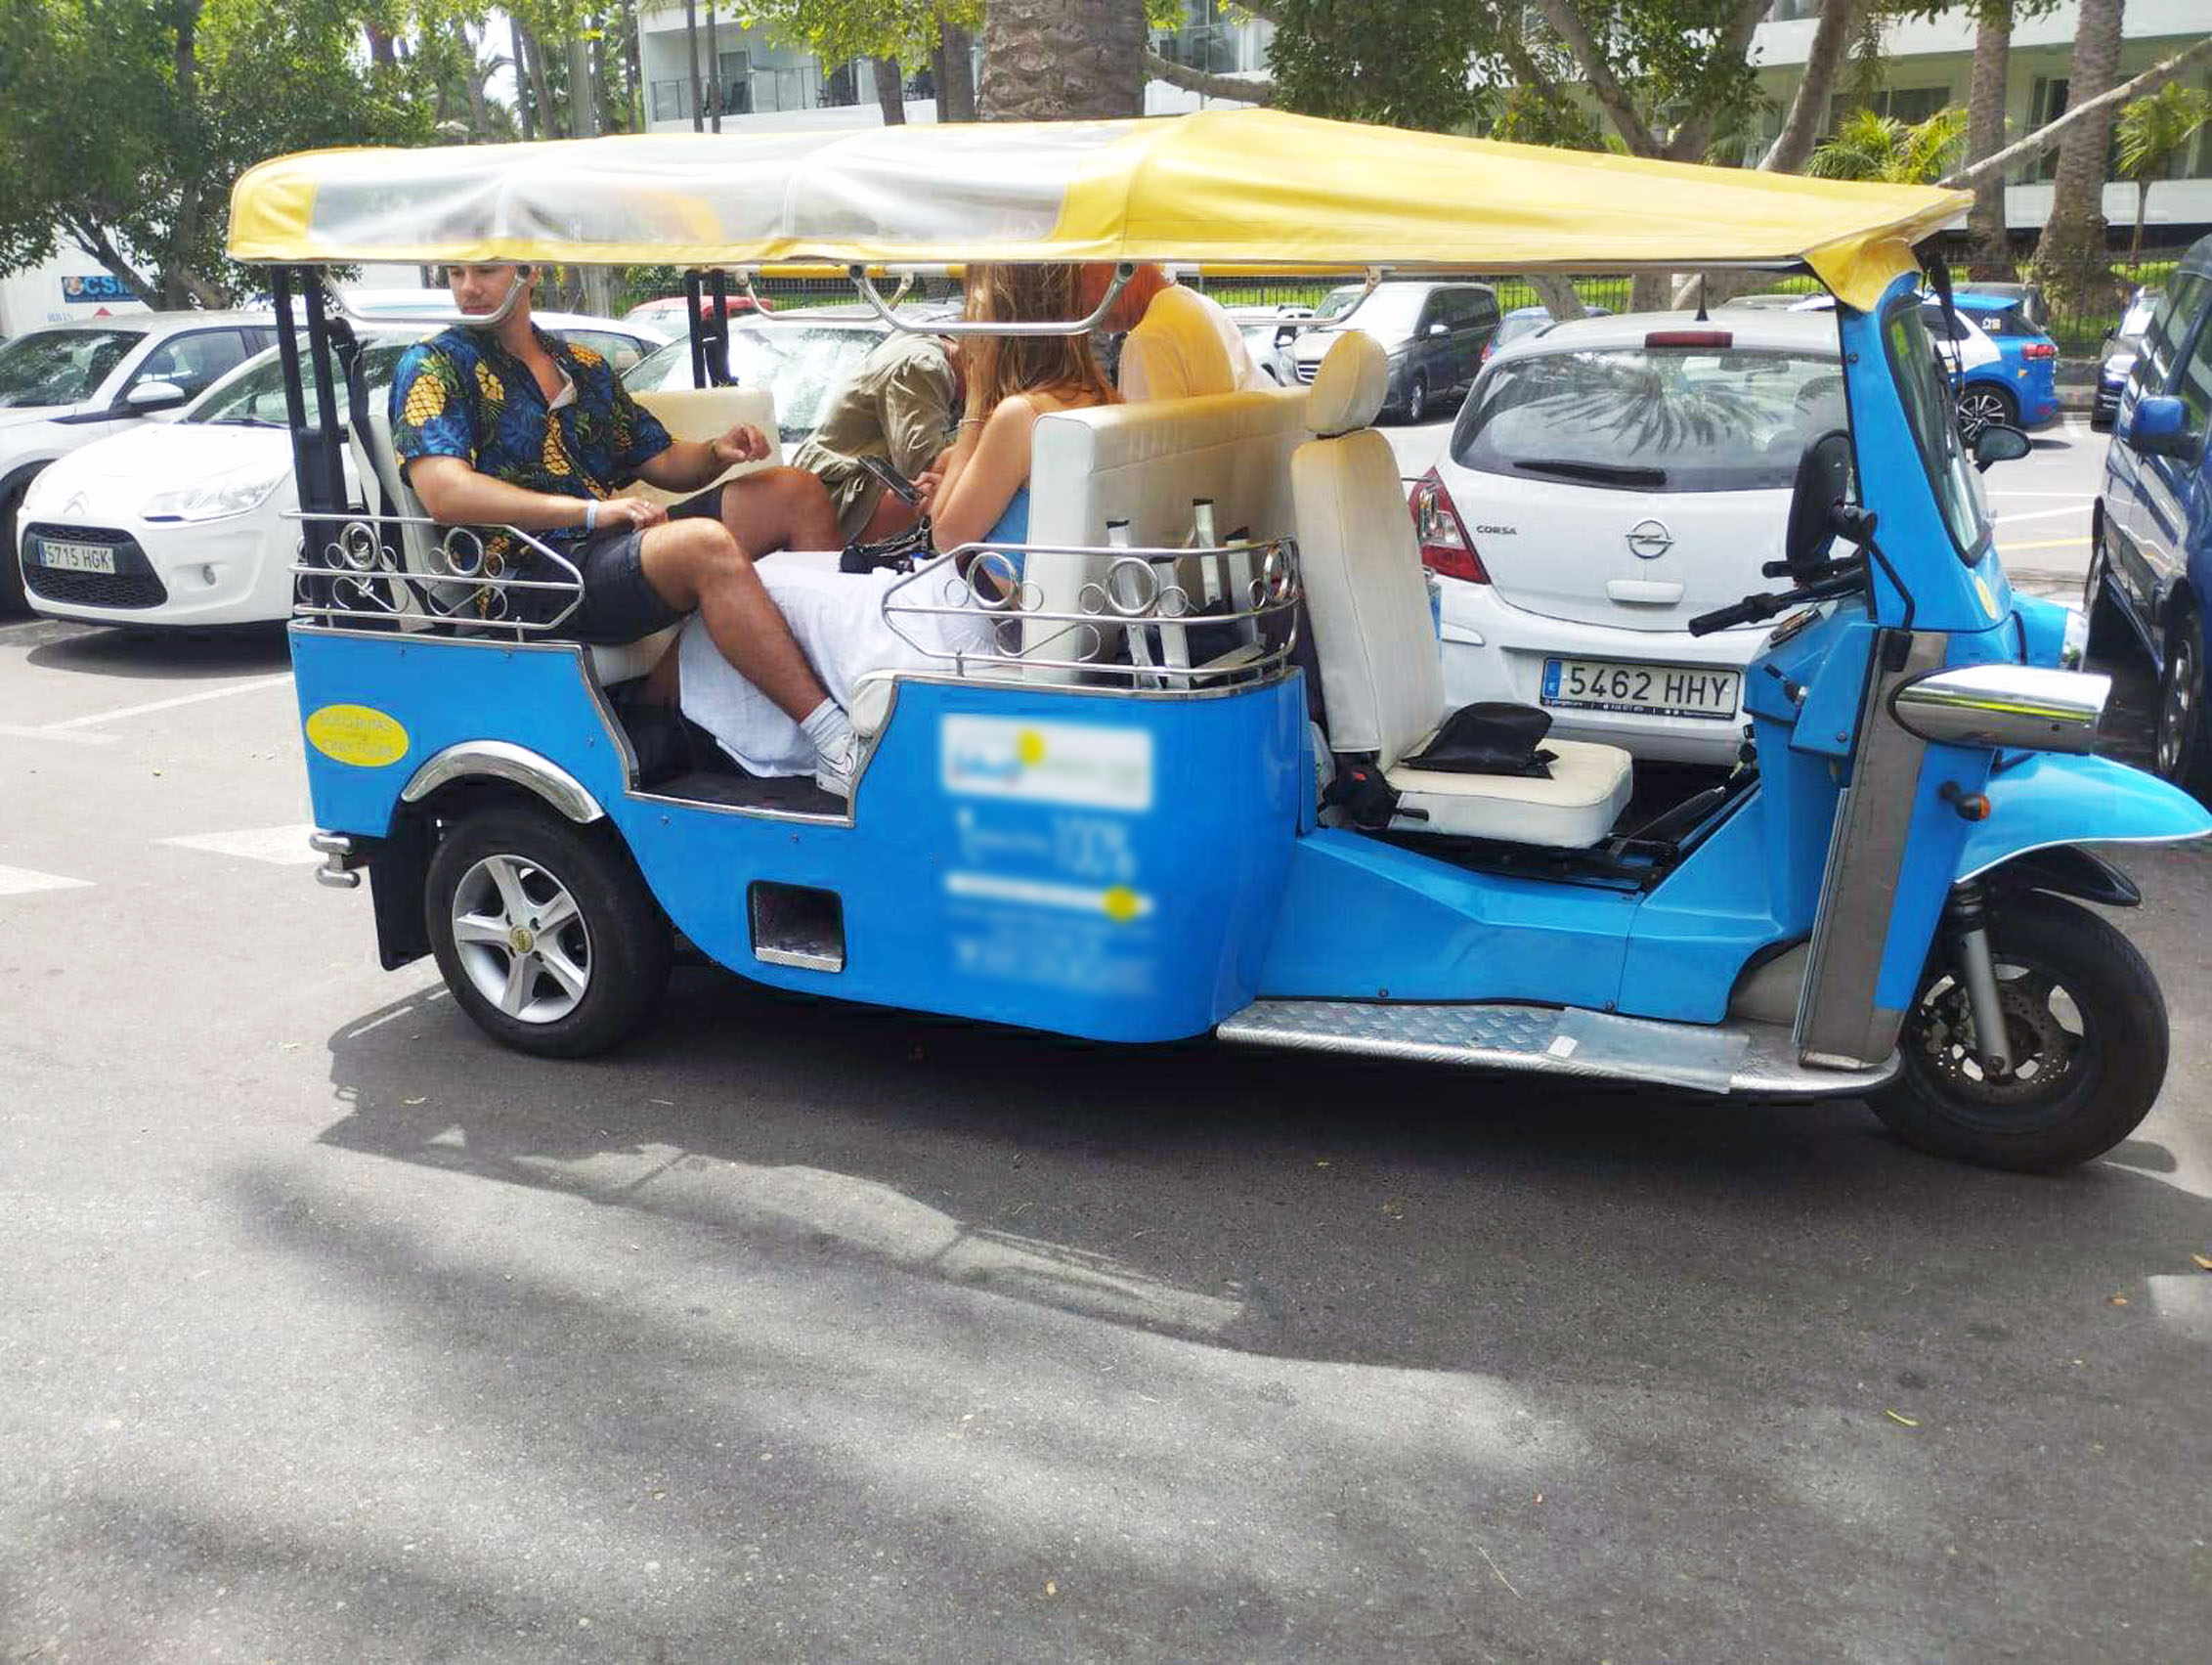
left=1022, top=386, right=1309, bottom=681
left=629, top=386, right=783, bottom=508
left=1289, top=331, right=1442, bottom=767
left=348, top=407, right=441, bottom=575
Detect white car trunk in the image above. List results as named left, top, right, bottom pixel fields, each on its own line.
left=1436, top=466, right=1794, bottom=633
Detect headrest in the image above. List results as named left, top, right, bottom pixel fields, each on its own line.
left=1304, top=330, right=1389, bottom=436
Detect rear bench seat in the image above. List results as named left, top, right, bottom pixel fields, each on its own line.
left=1020, top=387, right=1310, bottom=682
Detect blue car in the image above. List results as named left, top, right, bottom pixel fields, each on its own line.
left=1945, top=290, right=2062, bottom=436
left=2092, top=232, right=2212, bottom=800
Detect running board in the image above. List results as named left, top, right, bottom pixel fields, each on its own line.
left=1215, top=1000, right=1896, bottom=1099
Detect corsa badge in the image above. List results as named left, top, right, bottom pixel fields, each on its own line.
left=306, top=704, right=411, bottom=768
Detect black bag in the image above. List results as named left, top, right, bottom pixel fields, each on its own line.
left=840, top=516, right=933, bottom=575
left=1399, top=702, right=1556, bottom=778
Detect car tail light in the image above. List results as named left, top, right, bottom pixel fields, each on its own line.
left=1409, top=468, right=1488, bottom=584
left=1644, top=329, right=1733, bottom=349
left=2022, top=341, right=2057, bottom=360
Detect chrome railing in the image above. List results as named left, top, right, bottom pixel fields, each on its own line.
left=285, top=510, right=584, bottom=635
left=879, top=535, right=1302, bottom=686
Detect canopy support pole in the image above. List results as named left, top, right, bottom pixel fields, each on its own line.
left=845, top=262, right=1134, bottom=336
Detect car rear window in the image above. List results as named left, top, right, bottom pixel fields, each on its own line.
left=1449, top=344, right=1846, bottom=493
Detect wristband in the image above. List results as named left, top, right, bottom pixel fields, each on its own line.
left=584, top=499, right=599, bottom=534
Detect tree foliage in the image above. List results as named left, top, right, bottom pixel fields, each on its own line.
left=733, top=0, right=982, bottom=82
left=1807, top=105, right=1968, bottom=183
left=0, top=0, right=427, bottom=305
left=1262, top=0, right=1488, bottom=131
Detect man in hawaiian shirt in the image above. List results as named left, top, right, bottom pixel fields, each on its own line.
left=389, top=262, right=860, bottom=795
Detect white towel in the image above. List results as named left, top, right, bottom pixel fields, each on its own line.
left=677, top=559, right=996, bottom=777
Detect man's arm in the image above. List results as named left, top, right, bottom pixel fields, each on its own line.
left=407, top=458, right=664, bottom=534
left=629, top=424, right=772, bottom=494
left=881, top=354, right=958, bottom=478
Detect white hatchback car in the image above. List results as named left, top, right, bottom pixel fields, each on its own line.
left=1410, top=311, right=1846, bottom=766
left=17, top=315, right=657, bottom=629
left=0, top=312, right=278, bottom=613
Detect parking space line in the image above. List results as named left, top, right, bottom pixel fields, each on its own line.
left=1995, top=505, right=2094, bottom=525
left=158, top=825, right=323, bottom=865
left=0, top=723, right=117, bottom=747
left=1999, top=535, right=2092, bottom=551
left=0, top=864, right=94, bottom=898
left=44, top=674, right=293, bottom=732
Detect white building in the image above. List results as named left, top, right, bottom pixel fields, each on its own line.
left=631, top=0, right=1271, bottom=134
left=1745, top=0, right=2212, bottom=237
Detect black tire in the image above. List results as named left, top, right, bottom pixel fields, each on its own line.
left=424, top=805, right=672, bottom=1058
left=1404, top=372, right=1429, bottom=426
left=1873, top=893, right=2167, bottom=1171
left=1954, top=381, right=2017, bottom=442
left=2081, top=516, right=2130, bottom=661
left=0, top=488, right=27, bottom=617
left=2154, top=602, right=2212, bottom=803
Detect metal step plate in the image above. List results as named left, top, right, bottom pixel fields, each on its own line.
left=1216, top=1000, right=1895, bottom=1099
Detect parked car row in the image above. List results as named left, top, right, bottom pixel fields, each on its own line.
left=2093, top=235, right=2212, bottom=801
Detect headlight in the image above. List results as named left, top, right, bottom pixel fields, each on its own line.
left=143, top=465, right=286, bottom=523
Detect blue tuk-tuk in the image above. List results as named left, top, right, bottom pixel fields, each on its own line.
left=229, top=110, right=2211, bottom=1170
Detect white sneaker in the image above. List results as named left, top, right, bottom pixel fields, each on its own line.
left=812, top=730, right=858, bottom=799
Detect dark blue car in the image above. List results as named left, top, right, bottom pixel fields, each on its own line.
left=2093, top=233, right=2212, bottom=800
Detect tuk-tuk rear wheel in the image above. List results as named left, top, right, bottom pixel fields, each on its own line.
left=424, top=805, right=671, bottom=1058
left=1873, top=893, right=2165, bottom=1172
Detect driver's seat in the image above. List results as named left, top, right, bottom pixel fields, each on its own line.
left=1290, top=332, right=1633, bottom=847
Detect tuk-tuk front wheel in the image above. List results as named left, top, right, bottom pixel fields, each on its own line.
left=1873, top=894, right=2165, bottom=1171
left=424, top=806, right=672, bottom=1058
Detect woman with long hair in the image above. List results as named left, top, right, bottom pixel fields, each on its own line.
left=670, top=263, right=1117, bottom=786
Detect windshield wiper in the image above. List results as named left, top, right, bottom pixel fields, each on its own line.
left=1512, top=458, right=1668, bottom=488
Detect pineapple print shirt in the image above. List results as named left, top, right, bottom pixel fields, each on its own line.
left=388, top=326, right=673, bottom=567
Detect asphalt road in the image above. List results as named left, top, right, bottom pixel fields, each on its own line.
left=4, top=427, right=2209, bottom=1662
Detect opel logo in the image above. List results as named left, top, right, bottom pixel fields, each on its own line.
left=1626, top=519, right=1673, bottom=560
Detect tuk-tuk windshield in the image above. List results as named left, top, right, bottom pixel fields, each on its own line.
left=1884, top=296, right=1992, bottom=563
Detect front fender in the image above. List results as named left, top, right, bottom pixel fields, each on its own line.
left=1959, top=751, right=2212, bottom=882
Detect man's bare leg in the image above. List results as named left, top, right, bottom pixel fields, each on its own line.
left=718, top=466, right=840, bottom=556
left=634, top=518, right=827, bottom=721
left=853, top=483, right=921, bottom=544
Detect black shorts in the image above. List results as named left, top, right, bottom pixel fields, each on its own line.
left=568, top=528, right=687, bottom=645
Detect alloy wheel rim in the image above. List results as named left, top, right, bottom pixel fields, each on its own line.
left=451, top=853, right=592, bottom=1024
left=2160, top=633, right=2196, bottom=777
left=1905, top=958, right=2091, bottom=1132
left=1957, top=389, right=2006, bottom=440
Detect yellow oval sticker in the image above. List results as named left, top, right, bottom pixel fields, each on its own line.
left=306, top=704, right=411, bottom=768
left=1973, top=574, right=2000, bottom=620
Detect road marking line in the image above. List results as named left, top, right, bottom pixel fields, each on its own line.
left=45, top=673, right=293, bottom=732
left=0, top=864, right=93, bottom=898
left=159, top=824, right=322, bottom=865
left=0, top=723, right=117, bottom=747
left=1998, top=535, right=2092, bottom=552
left=1996, top=505, right=2093, bottom=525
left=1983, top=489, right=2102, bottom=498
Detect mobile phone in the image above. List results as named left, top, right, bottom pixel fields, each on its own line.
left=859, top=454, right=922, bottom=506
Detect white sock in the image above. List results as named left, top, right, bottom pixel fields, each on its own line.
left=799, top=698, right=853, bottom=761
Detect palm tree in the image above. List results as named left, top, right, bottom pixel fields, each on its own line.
left=1807, top=107, right=1969, bottom=184
left=977, top=0, right=1146, bottom=120
left=2116, top=82, right=2212, bottom=263
left=2030, top=0, right=2124, bottom=296
left=1962, top=0, right=2014, bottom=280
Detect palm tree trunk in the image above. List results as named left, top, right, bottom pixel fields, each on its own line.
left=2132, top=183, right=2147, bottom=265
left=511, top=17, right=536, bottom=138
left=455, top=21, right=495, bottom=141
left=2031, top=0, right=2124, bottom=291
left=977, top=0, right=1146, bottom=121
left=935, top=20, right=976, bottom=123
left=705, top=5, right=721, bottom=133
left=522, top=24, right=556, bottom=143
left=684, top=0, right=703, bottom=133
left=1963, top=0, right=2013, bottom=281
left=874, top=57, right=907, bottom=125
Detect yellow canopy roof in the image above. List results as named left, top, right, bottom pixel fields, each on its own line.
left=228, top=108, right=1966, bottom=310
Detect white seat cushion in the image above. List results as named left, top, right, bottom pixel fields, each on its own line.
left=1388, top=736, right=1632, bottom=847
left=629, top=386, right=783, bottom=507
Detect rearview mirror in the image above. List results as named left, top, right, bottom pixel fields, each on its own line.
left=1782, top=429, right=1856, bottom=571
left=1973, top=423, right=2032, bottom=470
left=123, top=379, right=189, bottom=414
left=2123, top=395, right=2196, bottom=459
